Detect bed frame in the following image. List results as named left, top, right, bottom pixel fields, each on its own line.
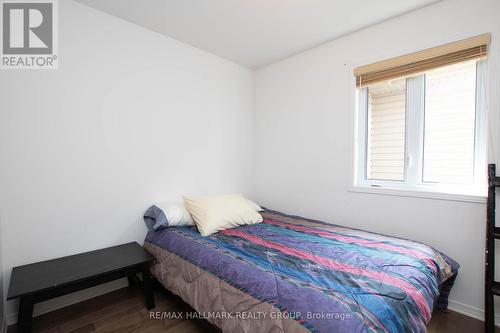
left=485, top=163, right=500, bottom=333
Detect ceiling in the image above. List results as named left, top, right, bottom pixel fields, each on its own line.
left=75, top=0, right=439, bottom=69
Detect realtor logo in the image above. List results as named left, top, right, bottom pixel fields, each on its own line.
left=1, top=0, right=58, bottom=69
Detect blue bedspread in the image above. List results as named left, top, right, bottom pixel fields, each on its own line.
left=146, top=209, right=459, bottom=333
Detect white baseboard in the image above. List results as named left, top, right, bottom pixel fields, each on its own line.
left=448, top=299, right=500, bottom=325
left=6, top=278, right=128, bottom=326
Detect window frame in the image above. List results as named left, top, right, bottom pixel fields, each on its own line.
left=354, top=59, right=487, bottom=201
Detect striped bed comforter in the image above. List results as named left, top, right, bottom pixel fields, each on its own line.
left=144, top=209, right=458, bottom=333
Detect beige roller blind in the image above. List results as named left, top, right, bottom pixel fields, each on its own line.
left=354, top=34, right=490, bottom=87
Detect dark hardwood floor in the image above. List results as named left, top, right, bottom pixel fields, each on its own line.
left=7, top=286, right=496, bottom=333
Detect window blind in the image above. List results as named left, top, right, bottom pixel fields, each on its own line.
left=354, top=34, right=490, bottom=87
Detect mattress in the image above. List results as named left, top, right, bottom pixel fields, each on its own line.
left=144, top=209, right=459, bottom=333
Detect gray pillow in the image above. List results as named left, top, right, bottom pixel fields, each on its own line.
left=143, top=205, right=169, bottom=231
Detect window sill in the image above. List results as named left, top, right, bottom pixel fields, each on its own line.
left=349, top=185, right=486, bottom=204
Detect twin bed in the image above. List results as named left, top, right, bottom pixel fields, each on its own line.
left=144, top=209, right=458, bottom=333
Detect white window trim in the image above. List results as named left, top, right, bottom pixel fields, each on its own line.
left=353, top=60, right=488, bottom=203
left=348, top=185, right=486, bottom=203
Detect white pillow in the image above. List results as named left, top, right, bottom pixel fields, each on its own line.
left=155, top=202, right=194, bottom=227
left=183, top=194, right=263, bottom=236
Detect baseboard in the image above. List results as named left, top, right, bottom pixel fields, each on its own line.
left=448, top=299, right=500, bottom=325
left=6, top=278, right=128, bottom=326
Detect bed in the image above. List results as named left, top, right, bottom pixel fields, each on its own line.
left=144, top=209, right=459, bottom=333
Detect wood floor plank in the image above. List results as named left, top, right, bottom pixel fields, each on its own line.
left=35, top=288, right=140, bottom=332
left=66, top=324, right=95, bottom=333
left=58, top=297, right=143, bottom=333
left=7, top=286, right=496, bottom=333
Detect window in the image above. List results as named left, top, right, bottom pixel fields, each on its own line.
left=422, top=61, right=477, bottom=184
left=354, top=35, right=489, bottom=198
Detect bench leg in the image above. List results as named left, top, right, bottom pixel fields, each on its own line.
left=128, top=275, right=135, bottom=287
left=141, top=265, right=155, bottom=310
left=17, top=296, right=34, bottom=333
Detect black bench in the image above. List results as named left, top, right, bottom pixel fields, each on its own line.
left=7, top=242, right=155, bottom=333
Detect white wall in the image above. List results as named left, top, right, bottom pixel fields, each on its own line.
left=254, top=0, right=500, bottom=321
left=0, top=0, right=254, bottom=323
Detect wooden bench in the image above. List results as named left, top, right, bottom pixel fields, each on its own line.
left=7, top=242, right=155, bottom=333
